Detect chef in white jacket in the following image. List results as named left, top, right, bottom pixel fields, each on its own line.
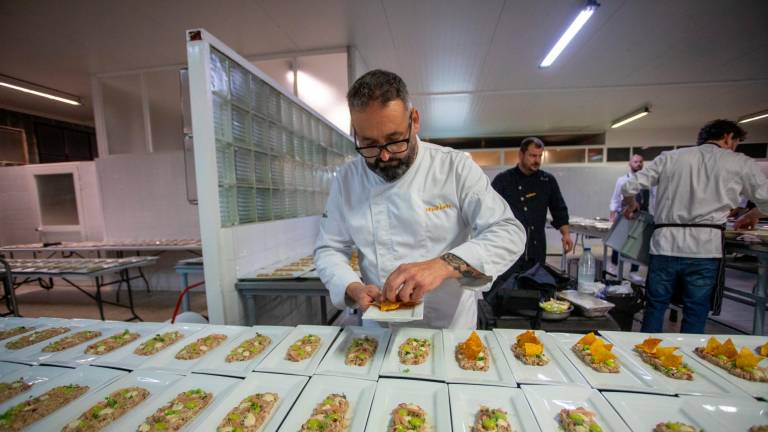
left=314, top=69, right=526, bottom=329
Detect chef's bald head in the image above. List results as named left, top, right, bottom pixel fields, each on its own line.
left=347, top=69, right=410, bottom=112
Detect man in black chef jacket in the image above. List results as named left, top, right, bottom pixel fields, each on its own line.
left=491, top=137, right=573, bottom=285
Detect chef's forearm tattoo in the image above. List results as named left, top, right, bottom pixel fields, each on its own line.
left=440, top=253, right=492, bottom=284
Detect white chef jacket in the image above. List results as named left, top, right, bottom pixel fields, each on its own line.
left=621, top=144, right=768, bottom=258
left=314, top=139, right=526, bottom=329
left=609, top=173, right=655, bottom=215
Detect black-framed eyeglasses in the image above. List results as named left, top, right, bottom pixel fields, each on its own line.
left=354, top=113, right=413, bottom=158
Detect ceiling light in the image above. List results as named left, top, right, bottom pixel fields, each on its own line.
left=0, top=74, right=81, bottom=106
left=738, top=109, right=768, bottom=124
left=611, top=106, right=650, bottom=128
left=539, top=0, right=600, bottom=68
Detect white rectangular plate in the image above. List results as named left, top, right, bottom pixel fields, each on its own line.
left=26, top=368, right=184, bottom=432
left=0, top=318, right=99, bottom=362
left=255, top=325, right=340, bottom=376
left=0, top=364, right=70, bottom=407
left=106, top=373, right=240, bottom=431
left=680, top=395, right=768, bottom=431
left=315, top=326, right=391, bottom=381
left=603, top=391, right=748, bottom=432
left=38, top=321, right=164, bottom=367
left=493, top=329, right=588, bottom=387
left=442, top=329, right=516, bottom=387
left=365, top=378, right=450, bottom=432
left=362, top=302, right=424, bottom=323
left=379, top=327, right=445, bottom=381
left=278, top=375, right=376, bottom=432
left=138, top=325, right=247, bottom=374
left=0, top=365, right=126, bottom=419
left=549, top=332, right=675, bottom=395
left=93, top=323, right=208, bottom=370
left=193, top=325, right=293, bottom=378
left=449, top=384, right=540, bottom=432
left=659, top=333, right=768, bottom=399
left=191, top=372, right=308, bottom=432
left=522, top=384, right=631, bottom=432
left=600, top=331, right=751, bottom=397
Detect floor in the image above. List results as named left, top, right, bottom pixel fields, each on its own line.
left=8, top=282, right=208, bottom=323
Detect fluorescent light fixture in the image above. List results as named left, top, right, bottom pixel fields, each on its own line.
left=0, top=74, right=81, bottom=106
left=539, top=0, right=600, bottom=68
left=738, top=109, right=768, bottom=124
left=611, top=106, right=650, bottom=128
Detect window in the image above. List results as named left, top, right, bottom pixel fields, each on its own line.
left=736, top=143, right=767, bottom=159
left=35, top=174, right=79, bottom=225
left=607, top=147, right=631, bottom=162
left=633, top=146, right=673, bottom=161
left=504, top=150, right=519, bottom=166
left=587, top=148, right=604, bottom=163
left=467, top=150, right=500, bottom=166
left=543, top=148, right=584, bottom=164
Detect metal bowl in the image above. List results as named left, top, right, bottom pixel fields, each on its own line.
left=540, top=304, right=574, bottom=321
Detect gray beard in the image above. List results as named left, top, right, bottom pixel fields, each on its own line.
left=366, top=145, right=418, bottom=182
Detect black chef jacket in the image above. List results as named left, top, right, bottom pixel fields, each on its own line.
left=491, top=166, right=570, bottom=282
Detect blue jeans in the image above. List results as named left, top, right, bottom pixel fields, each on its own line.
left=641, top=254, right=719, bottom=334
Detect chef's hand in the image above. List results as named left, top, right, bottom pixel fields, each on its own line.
left=622, top=196, right=640, bottom=219
left=734, top=211, right=760, bottom=231
left=383, top=257, right=458, bottom=303
left=562, top=234, right=574, bottom=254
left=345, top=282, right=381, bottom=311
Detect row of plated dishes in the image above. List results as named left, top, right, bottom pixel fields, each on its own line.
left=0, top=317, right=764, bottom=432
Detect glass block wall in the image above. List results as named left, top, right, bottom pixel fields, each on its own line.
left=209, top=48, right=355, bottom=227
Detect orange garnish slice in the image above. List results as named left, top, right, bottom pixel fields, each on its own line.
left=714, top=338, right=738, bottom=360
left=660, top=353, right=683, bottom=368
left=735, top=347, right=765, bottom=370
left=458, top=331, right=484, bottom=359
left=635, top=337, right=663, bottom=354
left=759, top=342, right=768, bottom=357
left=652, top=346, right=680, bottom=359
left=591, top=343, right=617, bottom=364
left=378, top=301, right=401, bottom=312
left=524, top=342, right=543, bottom=356
left=704, top=336, right=721, bottom=355
left=516, top=330, right=540, bottom=346
left=577, top=332, right=597, bottom=347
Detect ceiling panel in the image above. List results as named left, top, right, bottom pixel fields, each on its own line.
left=0, top=0, right=766, bottom=135
left=417, top=80, right=768, bottom=138
left=381, top=0, right=504, bottom=93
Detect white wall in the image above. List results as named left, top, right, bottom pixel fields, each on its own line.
left=96, top=151, right=199, bottom=240
left=0, top=162, right=104, bottom=247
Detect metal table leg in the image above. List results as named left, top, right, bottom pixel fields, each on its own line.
left=95, top=276, right=105, bottom=321
left=754, top=255, right=767, bottom=336
left=243, top=294, right=257, bottom=325
left=320, top=296, right=328, bottom=325
left=122, top=269, right=142, bottom=321
left=181, top=273, right=191, bottom=312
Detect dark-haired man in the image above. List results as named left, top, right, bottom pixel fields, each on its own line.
left=491, top=137, right=573, bottom=284
left=622, top=119, right=768, bottom=333
left=314, top=69, right=526, bottom=329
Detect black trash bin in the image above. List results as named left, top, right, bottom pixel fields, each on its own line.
left=605, top=285, right=644, bottom=331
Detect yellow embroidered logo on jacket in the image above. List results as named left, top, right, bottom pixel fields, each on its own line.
left=425, top=203, right=453, bottom=213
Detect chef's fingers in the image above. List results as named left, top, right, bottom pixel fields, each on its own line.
left=383, top=269, right=407, bottom=302
left=397, top=279, right=417, bottom=303
left=364, top=284, right=382, bottom=298
left=411, top=284, right=427, bottom=303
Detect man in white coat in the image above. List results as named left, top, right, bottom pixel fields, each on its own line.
left=314, top=69, right=526, bottom=329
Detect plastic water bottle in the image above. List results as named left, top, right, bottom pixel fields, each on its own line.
left=578, top=247, right=597, bottom=294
